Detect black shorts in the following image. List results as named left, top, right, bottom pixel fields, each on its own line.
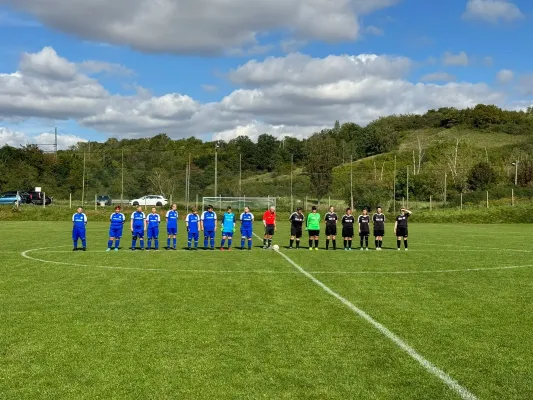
left=396, top=227, right=408, bottom=237
left=374, top=230, right=385, bottom=237
left=291, top=226, right=303, bottom=238
left=265, top=225, right=275, bottom=236
left=342, top=227, right=354, bottom=238
left=308, top=229, right=320, bottom=237
left=325, top=225, right=337, bottom=236
left=359, top=230, right=370, bottom=237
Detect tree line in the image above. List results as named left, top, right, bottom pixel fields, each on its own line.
left=0, top=104, right=532, bottom=203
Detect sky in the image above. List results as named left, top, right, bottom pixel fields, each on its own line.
left=0, top=0, right=531, bottom=149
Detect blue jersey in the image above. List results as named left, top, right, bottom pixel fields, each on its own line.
left=110, top=212, right=125, bottom=227
left=186, top=213, right=200, bottom=233
left=166, top=210, right=178, bottom=229
left=201, top=210, right=217, bottom=231
left=240, top=212, right=254, bottom=228
left=222, top=212, right=235, bottom=232
left=131, top=211, right=145, bottom=228
left=72, top=213, right=87, bottom=229
left=146, top=213, right=161, bottom=228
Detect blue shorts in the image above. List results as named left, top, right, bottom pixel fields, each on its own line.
left=222, top=231, right=233, bottom=237
left=132, top=227, right=144, bottom=238
left=147, top=227, right=159, bottom=239
left=188, top=232, right=199, bottom=241
left=241, top=227, right=253, bottom=238
left=109, top=227, right=123, bottom=238
left=204, top=230, right=215, bottom=239
left=72, top=227, right=86, bottom=241
left=167, top=227, right=177, bottom=235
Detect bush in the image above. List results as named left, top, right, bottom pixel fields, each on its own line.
left=468, top=162, right=497, bottom=191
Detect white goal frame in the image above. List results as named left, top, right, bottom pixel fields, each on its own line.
left=201, top=196, right=276, bottom=213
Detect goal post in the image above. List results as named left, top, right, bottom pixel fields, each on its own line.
left=201, top=197, right=276, bottom=213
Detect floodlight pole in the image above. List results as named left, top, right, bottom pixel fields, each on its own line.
left=513, top=161, right=519, bottom=186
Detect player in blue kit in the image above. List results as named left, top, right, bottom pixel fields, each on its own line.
left=186, top=207, right=200, bottom=250
left=165, top=203, right=178, bottom=250
left=200, top=205, right=217, bottom=250
left=107, top=205, right=125, bottom=251
left=130, top=205, right=146, bottom=251
left=240, top=206, right=254, bottom=250
left=220, top=206, right=236, bottom=251
left=72, top=207, right=87, bottom=251
left=146, top=207, right=161, bottom=251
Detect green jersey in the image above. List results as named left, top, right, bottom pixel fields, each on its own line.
left=306, top=212, right=321, bottom=230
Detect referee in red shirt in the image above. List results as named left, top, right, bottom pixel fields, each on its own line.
left=262, top=206, right=277, bottom=249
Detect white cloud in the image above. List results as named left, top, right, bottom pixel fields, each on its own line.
left=442, top=51, right=469, bottom=66
left=0, top=47, right=109, bottom=120
left=5, top=0, right=399, bottom=55
left=201, top=84, right=218, bottom=92
left=518, top=74, right=533, bottom=96
left=228, top=53, right=413, bottom=87
left=280, top=39, right=307, bottom=54
left=77, top=61, right=135, bottom=77
left=496, top=69, right=514, bottom=84
left=0, top=47, right=511, bottom=142
left=0, top=127, right=87, bottom=149
left=420, top=72, right=456, bottom=82
left=364, top=25, right=384, bottom=36
left=463, top=0, right=524, bottom=23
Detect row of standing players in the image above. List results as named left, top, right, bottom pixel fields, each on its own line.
left=71, top=204, right=412, bottom=251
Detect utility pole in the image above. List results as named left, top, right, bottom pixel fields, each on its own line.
left=406, top=166, right=409, bottom=208
left=121, top=149, right=124, bottom=207
left=54, top=127, right=58, bottom=160
left=214, top=143, right=218, bottom=197
left=350, top=154, right=354, bottom=210
left=81, top=151, right=86, bottom=205
left=393, top=155, right=397, bottom=214
left=239, top=153, right=242, bottom=196
left=290, top=154, right=294, bottom=211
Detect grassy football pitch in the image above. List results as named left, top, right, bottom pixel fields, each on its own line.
left=1, top=221, right=533, bottom=399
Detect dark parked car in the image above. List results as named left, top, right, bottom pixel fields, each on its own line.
left=97, top=195, right=112, bottom=206
left=27, top=191, right=52, bottom=205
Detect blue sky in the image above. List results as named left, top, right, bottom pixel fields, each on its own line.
left=0, top=0, right=531, bottom=147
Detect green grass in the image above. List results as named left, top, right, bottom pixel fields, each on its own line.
left=2, top=221, right=533, bottom=399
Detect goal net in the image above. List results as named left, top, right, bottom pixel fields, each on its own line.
left=201, top=197, right=276, bottom=213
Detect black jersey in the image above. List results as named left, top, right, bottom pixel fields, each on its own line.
left=372, top=213, right=386, bottom=230
left=358, top=215, right=370, bottom=232
left=289, top=212, right=305, bottom=227
left=324, top=212, right=338, bottom=226
left=396, top=213, right=409, bottom=229
left=341, top=214, right=355, bottom=227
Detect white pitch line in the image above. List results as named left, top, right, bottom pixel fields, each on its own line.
left=309, top=264, right=533, bottom=275
left=20, top=247, right=295, bottom=274
left=252, top=233, right=478, bottom=400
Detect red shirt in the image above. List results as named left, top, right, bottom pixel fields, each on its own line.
left=263, top=211, right=276, bottom=225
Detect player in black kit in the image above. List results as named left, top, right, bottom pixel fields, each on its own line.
left=341, top=208, right=355, bottom=251
left=358, top=208, right=371, bottom=251
left=394, top=208, right=412, bottom=251
left=289, top=207, right=305, bottom=249
left=324, top=206, right=338, bottom=250
left=372, top=206, right=386, bottom=251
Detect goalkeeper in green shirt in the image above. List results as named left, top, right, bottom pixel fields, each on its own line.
left=306, top=205, right=321, bottom=250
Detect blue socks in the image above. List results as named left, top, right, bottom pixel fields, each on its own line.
left=139, top=239, right=144, bottom=249
left=108, top=239, right=113, bottom=248
left=241, top=238, right=245, bottom=248
left=73, top=241, right=77, bottom=249
left=221, top=239, right=225, bottom=247
left=155, top=239, right=158, bottom=249
left=147, top=239, right=152, bottom=249
left=248, top=239, right=252, bottom=249
left=115, top=239, right=120, bottom=249
left=167, top=238, right=171, bottom=248
left=228, top=239, right=232, bottom=248
left=173, top=238, right=177, bottom=249
left=81, top=239, right=86, bottom=248
left=204, top=237, right=208, bottom=248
